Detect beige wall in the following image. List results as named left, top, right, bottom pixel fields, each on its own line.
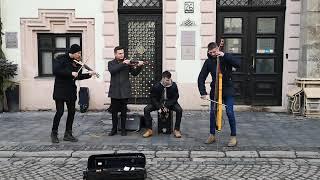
left=19, top=9, right=106, bottom=110
left=1, top=0, right=301, bottom=111
left=282, top=0, right=302, bottom=108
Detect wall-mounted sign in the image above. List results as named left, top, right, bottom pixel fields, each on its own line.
left=184, top=2, right=194, bottom=13
left=5, top=32, right=18, bottom=48
left=181, top=31, right=195, bottom=60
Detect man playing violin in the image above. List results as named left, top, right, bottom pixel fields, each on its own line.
left=108, top=46, right=144, bottom=136
left=197, top=42, right=240, bottom=147
left=51, top=44, right=97, bottom=143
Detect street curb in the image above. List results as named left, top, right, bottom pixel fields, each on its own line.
left=0, top=150, right=319, bottom=159
left=259, top=151, right=296, bottom=159
left=0, top=151, right=16, bottom=158
left=14, top=151, right=73, bottom=158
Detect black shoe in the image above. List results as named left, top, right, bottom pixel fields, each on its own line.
left=63, top=131, right=78, bottom=142
left=108, top=130, right=117, bottom=136
left=121, top=130, right=127, bottom=136
left=50, top=131, right=59, bottom=143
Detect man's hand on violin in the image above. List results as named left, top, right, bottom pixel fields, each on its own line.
left=123, top=59, right=131, bottom=65
left=214, top=51, right=224, bottom=57
left=88, top=71, right=97, bottom=76
left=72, top=72, right=78, bottom=78
left=137, top=60, right=145, bottom=66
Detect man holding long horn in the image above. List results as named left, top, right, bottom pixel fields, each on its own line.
left=197, top=42, right=240, bottom=147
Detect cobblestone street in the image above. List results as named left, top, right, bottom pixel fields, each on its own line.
left=0, top=111, right=319, bottom=179
left=0, top=156, right=320, bottom=180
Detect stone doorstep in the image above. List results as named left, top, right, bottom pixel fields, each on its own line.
left=0, top=150, right=319, bottom=159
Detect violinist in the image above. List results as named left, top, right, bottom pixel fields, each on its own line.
left=197, top=42, right=240, bottom=147
left=107, top=46, right=144, bottom=136
left=51, top=44, right=96, bottom=143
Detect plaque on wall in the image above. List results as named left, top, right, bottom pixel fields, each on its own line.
left=181, top=46, right=195, bottom=60
left=5, top=32, right=18, bottom=48
left=181, top=31, right=195, bottom=46
left=184, top=2, right=194, bottom=13
left=181, top=31, right=195, bottom=60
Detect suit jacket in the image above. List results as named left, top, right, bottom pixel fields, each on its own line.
left=108, top=59, right=142, bottom=99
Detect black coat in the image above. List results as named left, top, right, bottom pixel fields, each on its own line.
left=108, top=59, right=142, bottom=99
left=198, top=53, right=240, bottom=98
left=150, top=81, right=179, bottom=109
left=53, top=53, right=91, bottom=101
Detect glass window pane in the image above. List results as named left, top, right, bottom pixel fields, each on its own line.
left=70, top=37, right=81, bottom=47
left=224, top=18, right=242, bottom=34
left=257, top=18, right=276, bottom=33
left=41, top=52, right=53, bottom=74
left=256, top=58, right=274, bottom=73
left=225, top=38, right=242, bottom=54
left=39, top=38, right=52, bottom=49
left=55, top=37, right=66, bottom=48
left=54, top=52, right=65, bottom=59
left=256, top=38, right=275, bottom=54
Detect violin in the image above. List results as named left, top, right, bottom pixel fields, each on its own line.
left=119, top=58, right=149, bottom=67
left=73, top=59, right=100, bottom=78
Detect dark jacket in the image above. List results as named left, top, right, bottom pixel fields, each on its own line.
left=150, top=81, right=179, bottom=109
left=53, top=53, right=91, bottom=101
left=198, top=53, right=240, bottom=98
left=108, top=59, right=142, bottom=99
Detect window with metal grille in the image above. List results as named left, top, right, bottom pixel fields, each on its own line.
left=119, top=0, right=162, bottom=8
left=37, top=34, right=82, bottom=76
left=218, top=0, right=283, bottom=7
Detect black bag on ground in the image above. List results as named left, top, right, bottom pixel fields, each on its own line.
left=118, top=112, right=145, bottom=131
left=158, top=110, right=173, bottom=134
left=78, top=87, right=89, bottom=113
left=83, top=153, right=147, bottom=180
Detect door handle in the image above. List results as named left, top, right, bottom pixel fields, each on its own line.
left=251, top=55, right=255, bottom=70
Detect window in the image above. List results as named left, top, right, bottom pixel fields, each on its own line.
left=37, top=34, right=81, bottom=76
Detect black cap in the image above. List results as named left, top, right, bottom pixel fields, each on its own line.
left=69, top=44, right=81, bottom=54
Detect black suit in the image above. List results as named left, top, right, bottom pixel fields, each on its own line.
left=52, top=53, right=91, bottom=132
left=107, top=59, right=142, bottom=131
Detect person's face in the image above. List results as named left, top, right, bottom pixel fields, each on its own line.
left=71, top=51, right=81, bottom=60
left=163, top=77, right=171, bottom=86
left=208, top=47, right=219, bottom=57
left=115, top=49, right=124, bottom=60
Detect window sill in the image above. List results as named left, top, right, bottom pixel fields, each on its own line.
left=34, top=76, right=54, bottom=80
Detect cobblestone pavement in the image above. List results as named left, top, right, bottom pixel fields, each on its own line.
left=0, top=111, right=319, bottom=151
left=0, top=111, right=320, bottom=179
left=0, top=157, right=319, bottom=180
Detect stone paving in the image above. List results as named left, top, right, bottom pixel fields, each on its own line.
left=0, top=111, right=319, bottom=151
left=0, top=156, right=319, bottom=180
left=0, top=111, right=320, bottom=179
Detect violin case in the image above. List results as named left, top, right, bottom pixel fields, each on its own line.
left=83, top=153, right=147, bottom=180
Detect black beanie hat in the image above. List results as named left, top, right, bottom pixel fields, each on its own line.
left=69, top=44, right=81, bottom=54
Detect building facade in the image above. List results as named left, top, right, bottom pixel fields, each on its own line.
left=1, top=0, right=318, bottom=111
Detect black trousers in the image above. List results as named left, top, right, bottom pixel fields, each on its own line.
left=52, top=100, right=76, bottom=132
left=144, top=103, right=183, bottom=130
left=111, top=98, right=128, bottom=131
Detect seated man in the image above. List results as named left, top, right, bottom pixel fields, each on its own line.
left=143, top=71, right=183, bottom=138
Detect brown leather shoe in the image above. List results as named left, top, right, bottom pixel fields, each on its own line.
left=227, top=136, right=237, bottom=147
left=204, top=134, right=216, bottom=144
left=174, top=130, right=182, bottom=138
left=143, top=129, right=153, bottom=138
